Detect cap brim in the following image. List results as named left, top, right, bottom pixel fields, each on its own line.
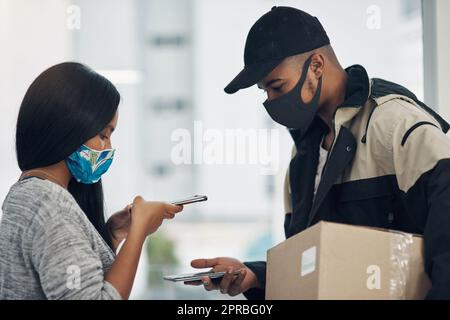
left=224, top=58, right=284, bottom=94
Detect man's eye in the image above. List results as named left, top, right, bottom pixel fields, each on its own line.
left=272, top=84, right=284, bottom=91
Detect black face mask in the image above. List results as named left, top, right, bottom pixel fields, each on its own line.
left=263, top=55, right=322, bottom=133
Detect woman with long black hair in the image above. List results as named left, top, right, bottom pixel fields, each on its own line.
left=0, top=62, right=183, bottom=299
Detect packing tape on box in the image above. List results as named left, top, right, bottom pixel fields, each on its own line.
left=389, top=231, right=414, bottom=299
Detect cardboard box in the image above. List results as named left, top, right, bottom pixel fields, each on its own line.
left=266, top=221, right=431, bottom=300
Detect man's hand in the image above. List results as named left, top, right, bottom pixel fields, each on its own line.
left=184, top=257, right=260, bottom=297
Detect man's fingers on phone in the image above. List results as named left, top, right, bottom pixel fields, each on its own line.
left=201, top=276, right=216, bottom=291
left=228, top=268, right=246, bottom=296
left=191, top=258, right=219, bottom=269
left=219, top=267, right=235, bottom=294
left=184, top=280, right=202, bottom=286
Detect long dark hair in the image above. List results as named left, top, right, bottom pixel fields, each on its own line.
left=15, top=62, right=120, bottom=249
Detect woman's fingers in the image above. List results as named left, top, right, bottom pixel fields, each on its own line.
left=133, top=195, right=144, bottom=205
left=164, top=213, right=175, bottom=219
left=164, top=203, right=183, bottom=213
left=161, top=204, right=182, bottom=220
left=130, top=199, right=182, bottom=223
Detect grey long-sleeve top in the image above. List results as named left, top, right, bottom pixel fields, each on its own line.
left=0, top=176, right=121, bottom=300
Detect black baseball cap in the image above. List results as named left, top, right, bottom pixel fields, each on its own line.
left=224, top=6, right=330, bottom=94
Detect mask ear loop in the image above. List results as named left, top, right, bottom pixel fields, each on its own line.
left=297, top=55, right=323, bottom=106
left=263, top=54, right=317, bottom=106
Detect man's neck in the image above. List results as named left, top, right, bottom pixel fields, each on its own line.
left=317, top=69, right=349, bottom=151
left=318, top=69, right=349, bottom=130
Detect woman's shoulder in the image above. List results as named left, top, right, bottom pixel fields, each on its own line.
left=2, top=177, right=80, bottom=225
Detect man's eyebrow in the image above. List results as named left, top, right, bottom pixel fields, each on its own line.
left=259, top=78, right=282, bottom=89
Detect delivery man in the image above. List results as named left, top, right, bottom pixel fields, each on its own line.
left=185, top=6, right=450, bottom=299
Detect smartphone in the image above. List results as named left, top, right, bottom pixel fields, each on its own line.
left=171, top=195, right=207, bottom=206
left=163, top=270, right=240, bottom=283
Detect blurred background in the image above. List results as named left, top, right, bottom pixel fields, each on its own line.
left=0, top=0, right=448, bottom=299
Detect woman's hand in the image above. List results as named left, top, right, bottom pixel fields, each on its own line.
left=129, top=196, right=183, bottom=237
left=105, top=197, right=182, bottom=300
left=107, top=197, right=183, bottom=241
left=107, top=205, right=132, bottom=245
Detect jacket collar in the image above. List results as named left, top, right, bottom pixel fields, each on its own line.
left=340, top=64, right=371, bottom=109
left=332, top=65, right=372, bottom=130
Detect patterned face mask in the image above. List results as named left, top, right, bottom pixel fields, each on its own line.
left=66, top=144, right=115, bottom=184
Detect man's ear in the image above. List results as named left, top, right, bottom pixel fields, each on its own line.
left=310, top=53, right=325, bottom=79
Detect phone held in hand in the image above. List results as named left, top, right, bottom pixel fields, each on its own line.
left=163, top=270, right=240, bottom=283
left=129, top=195, right=207, bottom=211
left=171, top=195, right=207, bottom=206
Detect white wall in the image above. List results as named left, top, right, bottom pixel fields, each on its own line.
left=0, top=0, right=74, bottom=216
left=435, top=0, right=450, bottom=118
